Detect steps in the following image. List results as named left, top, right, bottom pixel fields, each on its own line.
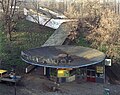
left=42, top=22, right=71, bottom=47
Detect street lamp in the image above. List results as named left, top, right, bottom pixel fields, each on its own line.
left=11, top=64, right=17, bottom=95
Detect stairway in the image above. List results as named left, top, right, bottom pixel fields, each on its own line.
left=42, top=22, right=71, bottom=47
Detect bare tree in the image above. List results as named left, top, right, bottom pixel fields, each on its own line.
left=64, top=1, right=80, bottom=18
left=25, top=0, right=55, bottom=26
left=30, top=0, right=40, bottom=24
left=78, top=0, right=120, bottom=62
left=0, top=0, right=21, bottom=41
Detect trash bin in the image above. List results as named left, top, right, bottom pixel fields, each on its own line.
left=104, top=88, right=110, bottom=95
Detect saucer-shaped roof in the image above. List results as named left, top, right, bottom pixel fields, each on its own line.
left=21, top=45, right=105, bottom=68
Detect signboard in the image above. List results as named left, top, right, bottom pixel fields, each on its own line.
left=105, top=59, right=111, bottom=66
left=57, top=70, right=69, bottom=77
left=96, top=66, right=104, bottom=73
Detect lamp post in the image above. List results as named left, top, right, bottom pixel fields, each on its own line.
left=11, top=64, right=17, bottom=95
left=14, top=75, right=17, bottom=95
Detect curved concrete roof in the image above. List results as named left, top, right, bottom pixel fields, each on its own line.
left=21, top=45, right=105, bottom=68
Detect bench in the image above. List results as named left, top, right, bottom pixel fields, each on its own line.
left=0, top=76, right=21, bottom=83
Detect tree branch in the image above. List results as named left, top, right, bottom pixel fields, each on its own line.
left=43, top=17, right=53, bottom=26
left=11, top=0, right=17, bottom=18
left=0, top=0, right=5, bottom=12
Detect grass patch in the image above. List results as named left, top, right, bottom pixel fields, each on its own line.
left=74, top=28, right=91, bottom=47
left=0, top=19, right=54, bottom=73
left=76, top=36, right=90, bottom=47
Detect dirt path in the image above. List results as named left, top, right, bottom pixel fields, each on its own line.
left=1, top=74, right=120, bottom=95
